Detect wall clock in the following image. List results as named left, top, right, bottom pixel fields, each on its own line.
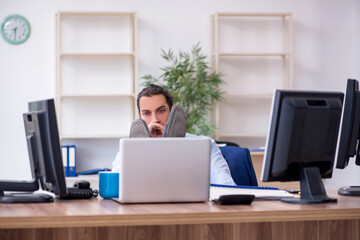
left=1, top=15, right=31, bottom=45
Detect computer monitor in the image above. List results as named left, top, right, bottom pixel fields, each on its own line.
left=0, top=99, right=67, bottom=203
left=335, top=79, right=360, bottom=196
left=261, top=90, right=343, bottom=204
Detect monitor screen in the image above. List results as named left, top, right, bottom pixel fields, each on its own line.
left=0, top=99, right=67, bottom=203
left=335, top=79, right=360, bottom=196
left=261, top=90, right=343, bottom=204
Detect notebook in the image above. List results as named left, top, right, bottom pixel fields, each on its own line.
left=210, top=184, right=298, bottom=201
left=113, top=137, right=211, bottom=203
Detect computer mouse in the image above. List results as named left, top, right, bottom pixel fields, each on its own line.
left=213, top=194, right=255, bottom=205
left=73, top=180, right=91, bottom=189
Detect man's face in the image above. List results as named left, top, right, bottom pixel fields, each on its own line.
left=138, top=94, right=170, bottom=137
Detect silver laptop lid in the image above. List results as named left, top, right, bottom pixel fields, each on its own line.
left=118, top=138, right=211, bottom=203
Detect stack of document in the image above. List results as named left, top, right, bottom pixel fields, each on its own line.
left=210, top=184, right=298, bottom=201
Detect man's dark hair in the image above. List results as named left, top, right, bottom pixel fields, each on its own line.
left=137, top=84, right=173, bottom=112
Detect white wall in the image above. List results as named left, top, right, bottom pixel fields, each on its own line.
left=1, top=0, right=360, bottom=187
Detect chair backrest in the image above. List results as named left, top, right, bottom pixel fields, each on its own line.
left=216, top=141, right=240, bottom=147
left=219, top=146, right=258, bottom=186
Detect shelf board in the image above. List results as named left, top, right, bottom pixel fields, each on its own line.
left=223, top=93, right=273, bottom=99
left=59, top=94, right=136, bottom=98
left=61, top=134, right=129, bottom=139
left=214, top=53, right=291, bottom=57
left=59, top=52, right=136, bottom=57
left=66, top=175, right=99, bottom=180
left=213, top=12, right=291, bottom=18
left=249, top=151, right=265, bottom=157
left=57, top=11, right=136, bottom=16
left=219, top=134, right=267, bottom=138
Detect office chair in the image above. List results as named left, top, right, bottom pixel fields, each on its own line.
left=219, top=146, right=258, bottom=186
left=215, top=141, right=240, bottom=147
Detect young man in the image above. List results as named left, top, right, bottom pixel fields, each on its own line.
left=112, top=84, right=236, bottom=186
left=137, top=84, right=174, bottom=138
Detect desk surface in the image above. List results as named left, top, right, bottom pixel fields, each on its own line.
left=1, top=190, right=359, bottom=229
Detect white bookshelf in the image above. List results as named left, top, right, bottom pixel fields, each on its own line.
left=211, top=12, right=293, bottom=148
left=55, top=12, right=137, bottom=172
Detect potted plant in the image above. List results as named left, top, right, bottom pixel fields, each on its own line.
left=142, top=43, right=225, bottom=137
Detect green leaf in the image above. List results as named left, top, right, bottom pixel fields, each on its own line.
left=141, top=43, right=225, bottom=137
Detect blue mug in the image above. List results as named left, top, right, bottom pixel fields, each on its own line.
left=99, top=172, right=119, bottom=199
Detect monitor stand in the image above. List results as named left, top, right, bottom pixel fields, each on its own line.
left=282, top=167, right=337, bottom=204
left=0, top=191, right=54, bottom=203
left=338, top=186, right=360, bottom=196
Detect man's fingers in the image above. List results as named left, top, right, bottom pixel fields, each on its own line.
left=148, top=122, right=164, bottom=137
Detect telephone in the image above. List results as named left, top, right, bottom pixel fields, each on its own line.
left=58, top=180, right=98, bottom=200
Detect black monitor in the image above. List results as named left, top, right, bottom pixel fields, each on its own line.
left=0, top=99, right=67, bottom=203
left=261, top=90, right=343, bottom=204
left=335, top=79, right=360, bottom=196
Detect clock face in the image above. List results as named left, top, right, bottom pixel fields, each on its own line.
left=1, top=15, right=31, bottom=45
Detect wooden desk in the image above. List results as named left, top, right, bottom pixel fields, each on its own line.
left=0, top=190, right=359, bottom=240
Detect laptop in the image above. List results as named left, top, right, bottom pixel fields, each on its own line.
left=113, top=138, right=211, bottom=203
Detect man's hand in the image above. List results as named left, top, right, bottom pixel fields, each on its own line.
left=148, top=121, right=165, bottom=137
